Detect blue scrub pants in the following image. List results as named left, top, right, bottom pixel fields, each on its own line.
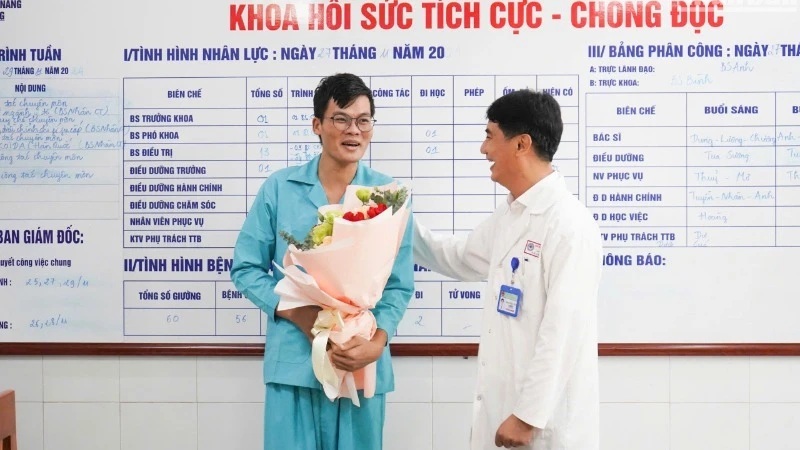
left=264, top=383, right=386, bottom=450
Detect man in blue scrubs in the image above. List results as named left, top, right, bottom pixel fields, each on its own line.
left=230, top=73, right=414, bottom=450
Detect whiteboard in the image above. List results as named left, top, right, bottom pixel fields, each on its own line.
left=1, top=0, right=799, bottom=345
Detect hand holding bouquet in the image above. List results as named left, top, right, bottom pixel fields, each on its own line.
left=272, top=182, right=410, bottom=406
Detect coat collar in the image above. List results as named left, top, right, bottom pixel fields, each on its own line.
left=506, top=170, right=569, bottom=215
left=493, top=171, right=570, bottom=263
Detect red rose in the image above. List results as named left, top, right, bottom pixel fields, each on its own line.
left=343, top=211, right=365, bottom=222
left=366, top=203, right=389, bottom=219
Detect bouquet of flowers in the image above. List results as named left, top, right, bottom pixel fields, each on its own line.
left=273, top=182, right=410, bottom=406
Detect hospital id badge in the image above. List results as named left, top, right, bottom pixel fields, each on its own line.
left=497, top=284, right=523, bottom=317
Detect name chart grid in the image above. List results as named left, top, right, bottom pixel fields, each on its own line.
left=120, top=74, right=579, bottom=338
left=586, top=91, right=800, bottom=249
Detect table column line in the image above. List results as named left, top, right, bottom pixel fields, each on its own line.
left=365, top=75, right=370, bottom=167
left=244, top=76, right=253, bottom=335
left=493, top=76, right=498, bottom=201
left=772, top=91, right=778, bottom=247
left=452, top=75, right=456, bottom=231
left=410, top=75, right=414, bottom=180
left=285, top=76, right=289, bottom=175
left=245, top=77, right=249, bottom=209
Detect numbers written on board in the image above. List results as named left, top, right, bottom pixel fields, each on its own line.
left=161, top=313, right=248, bottom=325
left=29, top=314, right=67, bottom=329
left=25, top=276, right=89, bottom=288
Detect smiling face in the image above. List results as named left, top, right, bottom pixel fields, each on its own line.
left=312, top=96, right=373, bottom=167
left=480, top=121, right=519, bottom=188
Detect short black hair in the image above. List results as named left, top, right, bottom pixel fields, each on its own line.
left=485, top=90, right=563, bottom=162
left=313, top=73, right=374, bottom=119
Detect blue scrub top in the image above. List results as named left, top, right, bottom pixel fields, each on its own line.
left=230, top=155, right=414, bottom=393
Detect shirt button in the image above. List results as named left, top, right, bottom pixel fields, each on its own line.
left=477, top=395, right=482, bottom=401
left=481, top=360, right=486, bottom=367
left=488, top=328, right=492, bottom=334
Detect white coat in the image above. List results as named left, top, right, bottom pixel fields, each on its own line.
left=414, top=172, right=603, bottom=450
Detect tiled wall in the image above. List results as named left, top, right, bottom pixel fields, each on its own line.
left=1, top=355, right=799, bottom=450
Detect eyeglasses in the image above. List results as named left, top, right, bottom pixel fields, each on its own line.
left=327, top=114, right=376, bottom=132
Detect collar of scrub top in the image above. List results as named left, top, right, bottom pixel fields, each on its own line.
left=286, top=154, right=372, bottom=209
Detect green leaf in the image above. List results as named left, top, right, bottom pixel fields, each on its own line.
left=279, top=230, right=314, bottom=251
left=371, top=186, right=408, bottom=213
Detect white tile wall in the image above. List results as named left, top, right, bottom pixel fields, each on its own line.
left=14, top=401, right=43, bottom=450
left=119, top=356, right=197, bottom=403
left=670, top=357, right=750, bottom=402
left=43, top=357, right=119, bottom=402
left=600, top=403, right=670, bottom=450
left=388, top=356, right=432, bottom=403
left=599, top=356, right=669, bottom=402
left=750, top=403, right=800, bottom=450
left=385, top=402, right=433, bottom=450
left=0, top=356, right=42, bottom=401
left=196, top=356, right=264, bottom=403
left=432, top=403, right=472, bottom=450
left=197, top=402, right=263, bottom=450
left=1, top=355, right=799, bottom=450
left=431, top=356, right=477, bottom=402
left=670, top=403, right=750, bottom=450
left=750, top=357, right=800, bottom=402
left=121, top=403, right=197, bottom=450
left=45, top=402, right=121, bottom=450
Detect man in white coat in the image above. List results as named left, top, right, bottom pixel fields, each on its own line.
left=414, top=89, right=603, bottom=449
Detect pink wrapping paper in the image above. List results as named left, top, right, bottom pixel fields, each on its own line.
left=273, top=182, right=410, bottom=406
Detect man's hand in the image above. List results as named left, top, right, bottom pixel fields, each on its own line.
left=329, top=329, right=388, bottom=372
left=275, top=305, right=322, bottom=342
left=494, top=414, right=537, bottom=448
